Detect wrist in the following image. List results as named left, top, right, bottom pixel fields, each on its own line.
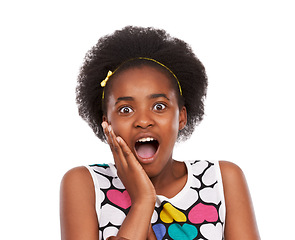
left=131, top=199, right=156, bottom=211
left=130, top=192, right=156, bottom=206
left=117, top=199, right=155, bottom=240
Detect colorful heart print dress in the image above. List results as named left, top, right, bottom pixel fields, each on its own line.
left=86, top=160, right=225, bottom=240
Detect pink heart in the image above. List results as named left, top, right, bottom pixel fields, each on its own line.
left=107, top=189, right=131, bottom=209
left=188, top=203, right=218, bottom=224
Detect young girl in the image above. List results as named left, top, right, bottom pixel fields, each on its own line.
left=60, top=26, right=260, bottom=240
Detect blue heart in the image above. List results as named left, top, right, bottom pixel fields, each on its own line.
left=168, top=223, right=198, bottom=240
left=152, top=223, right=166, bottom=240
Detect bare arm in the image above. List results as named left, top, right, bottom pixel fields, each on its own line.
left=60, top=122, right=157, bottom=240
left=219, top=161, right=260, bottom=240
left=60, top=166, right=99, bottom=240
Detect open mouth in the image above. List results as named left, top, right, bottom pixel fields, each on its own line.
left=135, top=137, right=159, bottom=160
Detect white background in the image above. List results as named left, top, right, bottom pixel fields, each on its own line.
left=1, top=1, right=294, bottom=239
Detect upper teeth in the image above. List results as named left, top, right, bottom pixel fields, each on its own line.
left=137, top=137, right=155, bottom=143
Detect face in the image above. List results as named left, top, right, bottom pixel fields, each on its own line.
left=104, top=66, right=187, bottom=177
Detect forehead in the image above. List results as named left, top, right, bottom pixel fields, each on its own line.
left=107, top=66, right=177, bottom=99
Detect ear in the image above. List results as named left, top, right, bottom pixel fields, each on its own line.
left=178, top=106, right=187, bottom=131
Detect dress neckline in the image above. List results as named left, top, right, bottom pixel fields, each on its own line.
left=108, top=160, right=191, bottom=203
left=156, top=160, right=191, bottom=203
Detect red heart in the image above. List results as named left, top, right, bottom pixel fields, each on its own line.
left=188, top=203, right=218, bottom=224
left=107, top=189, right=131, bottom=209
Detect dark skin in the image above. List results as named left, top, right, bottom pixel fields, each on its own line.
left=60, top=66, right=260, bottom=240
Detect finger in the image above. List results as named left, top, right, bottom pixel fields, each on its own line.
left=102, top=123, right=120, bottom=158
left=102, top=122, right=124, bottom=167
left=102, top=122, right=112, bottom=146
left=107, top=125, right=128, bottom=167
left=116, top=136, right=139, bottom=166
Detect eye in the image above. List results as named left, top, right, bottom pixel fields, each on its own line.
left=119, top=106, right=133, bottom=114
left=153, top=103, right=166, bottom=112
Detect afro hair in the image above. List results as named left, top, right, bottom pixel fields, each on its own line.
left=76, top=26, right=208, bottom=142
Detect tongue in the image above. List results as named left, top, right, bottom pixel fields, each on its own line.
left=136, top=143, right=156, bottom=159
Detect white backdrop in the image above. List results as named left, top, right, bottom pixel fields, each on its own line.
left=1, top=1, right=294, bottom=239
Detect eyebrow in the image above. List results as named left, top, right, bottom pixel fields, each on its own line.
left=115, top=96, right=134, bottom=105
left=148, top=93, right=170, bottom=101
left=115, top=93, right=170, bottom=105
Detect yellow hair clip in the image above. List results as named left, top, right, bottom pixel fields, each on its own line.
left=100, top=57, right=182, bottom=100
left=101, top=70, right=113, bottom=87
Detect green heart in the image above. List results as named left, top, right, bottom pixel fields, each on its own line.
left=168, top=223, right=198, bottom=240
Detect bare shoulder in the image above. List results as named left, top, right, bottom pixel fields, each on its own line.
left=219, top=161, right=248, bottom=197
left=219, top=160, right=244, bottom=177
left=61, top=166, right=94, bottom=191
left=218, top=161, right=260, bottom=240
left=60, top=166, right=96, bottom=204
left=60, top=166, right=98, bottom=240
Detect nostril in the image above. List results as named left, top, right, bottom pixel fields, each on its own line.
left=136, top=122, right=153, bottom=129
left=135, top=117, right=154, bottom=129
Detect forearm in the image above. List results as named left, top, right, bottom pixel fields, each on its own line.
left=117, top=202, right=155, bottom=240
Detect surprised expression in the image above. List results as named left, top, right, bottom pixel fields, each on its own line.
left=104, top=66, right=187, bottom=176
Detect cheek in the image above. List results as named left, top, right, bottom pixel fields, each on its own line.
left=160, top=112, right=180, bottom=132
left=109, top=117, right=131, bottom=138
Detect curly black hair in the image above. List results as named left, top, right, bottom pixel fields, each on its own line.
left=76, top=26, right=208, bottom=142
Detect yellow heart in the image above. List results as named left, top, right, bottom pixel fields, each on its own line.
left=160, top=203, right=187, bottom=223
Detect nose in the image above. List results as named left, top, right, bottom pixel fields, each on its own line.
left=134, top=111, right=154, bottom=129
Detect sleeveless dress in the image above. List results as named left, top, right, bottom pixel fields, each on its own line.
left=85, top=160, right=226, bottom=240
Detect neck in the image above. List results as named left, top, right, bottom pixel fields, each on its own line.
left=150, top=159, right=187, bottom=197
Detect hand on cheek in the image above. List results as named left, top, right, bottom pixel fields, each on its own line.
left=101, top=121, right=157, bottom=206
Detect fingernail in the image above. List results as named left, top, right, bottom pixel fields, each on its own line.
left=101, top=122, right=107, bottom=129
left=108, top=125, right=112, bottom=132
left=116, top=136, right=121, bottom=143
